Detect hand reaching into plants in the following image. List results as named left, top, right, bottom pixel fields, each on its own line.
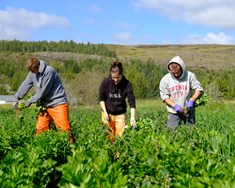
left=12, top=101, right=19, bottom=109
left=130, top=118, right=138, bottom=130
left=130, top=117, right=136, bottom=126
left=185, top=100, right=194, bottom=110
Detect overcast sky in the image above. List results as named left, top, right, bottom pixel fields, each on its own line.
left=0, top=0, right=235, bottom=45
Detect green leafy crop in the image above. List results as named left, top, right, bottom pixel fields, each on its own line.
left=195, top=92, right=211, bottom=107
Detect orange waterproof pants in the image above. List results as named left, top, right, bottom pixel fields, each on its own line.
left=102, top=112, right=126, bottom=142
left=36, top=103, right=74, bottom=142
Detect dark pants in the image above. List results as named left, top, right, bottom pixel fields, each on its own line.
left=166, top=108, right=195, bottom=131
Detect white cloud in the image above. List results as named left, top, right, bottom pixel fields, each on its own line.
left=179, top=32, right=234, bottom=44
left=0, top=7, right=70, bottom=40
left=186, top=6, right=235, bottom=29
left=133, top=0, right=235, bottom=29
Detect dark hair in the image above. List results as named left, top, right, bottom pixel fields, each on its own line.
left=26, top=57, right=40, bottom=71
left=110, top=62, right=123, bottom=74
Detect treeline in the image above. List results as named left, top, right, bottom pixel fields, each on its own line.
left=0, top=40, right=117, bottom=57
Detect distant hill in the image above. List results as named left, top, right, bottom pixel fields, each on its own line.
left=106, top=44, right=235, bottom=71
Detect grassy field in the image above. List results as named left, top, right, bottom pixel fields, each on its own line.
left=1, top=99, right=235, bottom=187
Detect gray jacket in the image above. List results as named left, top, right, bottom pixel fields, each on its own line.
left=159, top=56, right=203, bottom=114
left=14, top=60, right=67, bottom=107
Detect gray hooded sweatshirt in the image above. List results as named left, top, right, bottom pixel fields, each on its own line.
left=14, top=60, right=67, bottom=107
left=159, top=56, right=203, bottom=114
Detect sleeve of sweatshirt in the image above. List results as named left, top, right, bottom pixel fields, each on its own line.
left=14, top=73, right=34, bottom=101
left=159, top=76, right=170, bottom=101
left=190, top=73, right=203, bottom=91
left=28, top=70, right=55, bottom=103
left=99, top=79, right=107, bottom=102
left=127, top=82, right=136, bottom=109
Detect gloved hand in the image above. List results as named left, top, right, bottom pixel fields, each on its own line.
left=185, top=100, right=194, bottom=110
left=24, top=100, right=32, bottom=108
left=173, top=104, right=182, bottom=113
left=12, top=101, right=19, bottom=109
left=104, top=111, right=110, bottom=123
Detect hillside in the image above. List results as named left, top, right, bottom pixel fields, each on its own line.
left=106, top=44, right=235, bottom=71
left=1, top=44, right=235, bottom=71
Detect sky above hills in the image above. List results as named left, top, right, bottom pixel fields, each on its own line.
left=1, top=0, right=235, bottom=45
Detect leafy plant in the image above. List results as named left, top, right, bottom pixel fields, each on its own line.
left=1, top=101, right=235, bottom=187
left=36, top=100, right=47, bottom=116
left=195, top=92, right=212, bottom=107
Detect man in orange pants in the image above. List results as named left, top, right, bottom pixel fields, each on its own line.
left=12, top=57, right=74, bottom=142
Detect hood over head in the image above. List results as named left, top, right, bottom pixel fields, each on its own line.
left=167, top=56, right=186, bottom=79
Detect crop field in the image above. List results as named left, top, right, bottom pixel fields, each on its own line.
left=0, top=100, right=235, bottom=187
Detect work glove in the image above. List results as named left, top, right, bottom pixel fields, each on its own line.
left=173, top=104, right=182, bottom=113
left=185, top=100, right=194, bottom=110
left=12, top=101, right=19, bottom=109
left=24, top=100, right=32, bottom=108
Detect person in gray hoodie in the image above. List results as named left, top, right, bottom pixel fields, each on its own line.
left=12, top=57, right=74, bottom=142
left=159, top=56, right=203, bottom=131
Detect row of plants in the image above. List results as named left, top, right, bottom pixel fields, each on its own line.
left=0, top=100, right=235, bottom=187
